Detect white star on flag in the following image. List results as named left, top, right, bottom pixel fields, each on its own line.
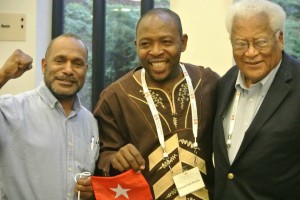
left=110, top=184, right=131, bottom=199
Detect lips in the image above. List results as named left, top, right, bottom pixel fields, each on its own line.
left=245, top=61, right=262, bottom=65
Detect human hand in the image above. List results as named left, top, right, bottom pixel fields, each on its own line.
left=111, top=143, right=145, bottom=173
left=74, top=177, right=95, bottom=200
left=0, top=49, right=33, bottom=81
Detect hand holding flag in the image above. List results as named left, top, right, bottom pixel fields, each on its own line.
left=111, top=144, right=145, bottom=173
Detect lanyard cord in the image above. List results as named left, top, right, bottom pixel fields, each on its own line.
left=226, top=90, right=241, bottom=148
left=141, top=63, right=199, bottom=160
left=74, top=172, right=91, bottom=200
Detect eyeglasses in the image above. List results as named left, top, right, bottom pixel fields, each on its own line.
left=230, top=30, right=280, bottom=54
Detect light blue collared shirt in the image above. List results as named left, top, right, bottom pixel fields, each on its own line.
left=223, top=61, right=281, bottom=164
left=0, top=82, right=99, bottom=200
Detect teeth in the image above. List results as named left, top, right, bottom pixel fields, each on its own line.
left=152, top=62, right=165, bottom=67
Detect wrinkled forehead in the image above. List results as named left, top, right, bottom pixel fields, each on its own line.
left=49, top=37, right=88, bottom=60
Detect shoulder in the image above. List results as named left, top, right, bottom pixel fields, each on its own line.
left=94, top=68, right=140, bottom=113
left=283, top=52, right=300, bottom=65
left=0, top=88, right=38, bottom=122
left=283, top=53, right=300, bottom=73
left=101, top=68, right=139, bottom=97
left=77, top=105, right=98, bottom=123
left=79, top=106, right=94, bottom=117
left=0, top=88, right=37, bottom=104
left=183, top=62, right=220, bottom=84
left=220, top=65, right=239, bottom=82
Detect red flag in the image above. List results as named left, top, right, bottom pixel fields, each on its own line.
left=91, top=169, right=153, bottom=200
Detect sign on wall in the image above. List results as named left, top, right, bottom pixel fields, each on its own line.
left=0, top=13, right=26, bottom=41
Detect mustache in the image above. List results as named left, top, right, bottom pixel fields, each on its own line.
left=55, top=76, right=77, bottom=83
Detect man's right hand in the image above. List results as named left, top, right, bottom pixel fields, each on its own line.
left=0, top=49, right=33, bottom=88
left=111, top=144, right=145, bottom=173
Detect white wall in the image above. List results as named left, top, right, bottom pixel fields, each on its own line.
left=0, top=0, right=52, bottom=95
left=171, top=0, right=234, bottom=76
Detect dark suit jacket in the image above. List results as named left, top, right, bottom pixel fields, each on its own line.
left=213, top=52, right=300, bottom=200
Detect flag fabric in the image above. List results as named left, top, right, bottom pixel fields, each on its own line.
left=91, top=169, right=153, bottom=200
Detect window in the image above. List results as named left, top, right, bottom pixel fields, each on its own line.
left=104, top=1, right=140, bottom=87
left=155, top=0, right=170, bottom=8
left=271, top=0, right=300, bottom=59
left=53, top=0, right=171, bottom=110
left=64, top=0, right=93, bottom=110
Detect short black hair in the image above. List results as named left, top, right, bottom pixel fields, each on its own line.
left=136, top=8, right=183, bottom=37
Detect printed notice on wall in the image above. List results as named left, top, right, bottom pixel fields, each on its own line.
left=0, top=13, right=26, bottom=41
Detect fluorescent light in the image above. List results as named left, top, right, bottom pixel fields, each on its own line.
left=121, top=8, right=131, bottom=12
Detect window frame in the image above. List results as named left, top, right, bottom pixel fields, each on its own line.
left=52, top=0, right=154, bottom=110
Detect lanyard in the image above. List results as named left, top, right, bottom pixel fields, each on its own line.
left=226, top=90, right=241, bottom=148
left=141, top=63, right=199, bottom=159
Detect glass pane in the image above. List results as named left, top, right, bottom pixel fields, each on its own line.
left=271, top=0, right=300, bottom=59
left=63, top=0, right=93, bottom=110
left=105, top=0, right=140, bottom=87
left=155, top=0, right=170, bottom=8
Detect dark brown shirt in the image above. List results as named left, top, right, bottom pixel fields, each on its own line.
left=94, top=63, right=219, bottom=199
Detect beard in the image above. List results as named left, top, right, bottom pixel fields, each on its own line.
left=44, top=76, right=83, bottom=100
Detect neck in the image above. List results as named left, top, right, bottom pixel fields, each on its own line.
left=147, top=66, right=183, bottom=89
left=145, top=66, right=183, bottom=99
left=58, top=98, right=75, bottom=116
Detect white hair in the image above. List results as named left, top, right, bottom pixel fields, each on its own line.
left=225, top=0, right=286, bottom=34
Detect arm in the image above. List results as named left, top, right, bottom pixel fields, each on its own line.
left=0, top=49, right=33, bottom=89
left=93, top=90, right=145, bottom=175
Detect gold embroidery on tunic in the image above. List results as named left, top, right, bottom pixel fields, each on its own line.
left=158, top=154, right=178, bottom=171
left=178, top=83, right=189, bottom=110
left=150, top=90, right=166, bottom=109
left=179, top=147, right=206, bottom=174
left=173, top=116, right=178, bottom=128
left=153, top=163, right=182, bottom=198
left=149, top=134, right=209, bottom=199
left=166, top=188, right=178, bottom=199
left=179, top=139, right=196, bottom=149
left=149, top=134, right=179, bottom=169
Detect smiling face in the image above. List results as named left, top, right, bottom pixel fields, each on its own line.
left=42, top=36, right=88, bottom=100
left=231, top=13, right=283, bottom=87
left=135, top=12, right=187, bottom=85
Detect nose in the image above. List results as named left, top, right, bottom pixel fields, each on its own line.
left=244, top=42, right=259, bottom=57
left=62, top=61, right=74, bottom=74
left=149, top=43, right=163, bottom=56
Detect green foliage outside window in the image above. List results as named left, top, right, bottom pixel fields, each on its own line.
left=104, top=4, right=140, bottom=87
left=272, top=0, right=300, bottom=58
left=64, top=1, right=140, bottom=109
left=64, top=0, right=93, bottom=110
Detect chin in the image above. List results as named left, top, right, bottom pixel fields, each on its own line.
left=55, top=92, right=76, bottom=99
left=153, top=75, right=169, bottom=83
left=54, top=88, right=78, bottom=97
